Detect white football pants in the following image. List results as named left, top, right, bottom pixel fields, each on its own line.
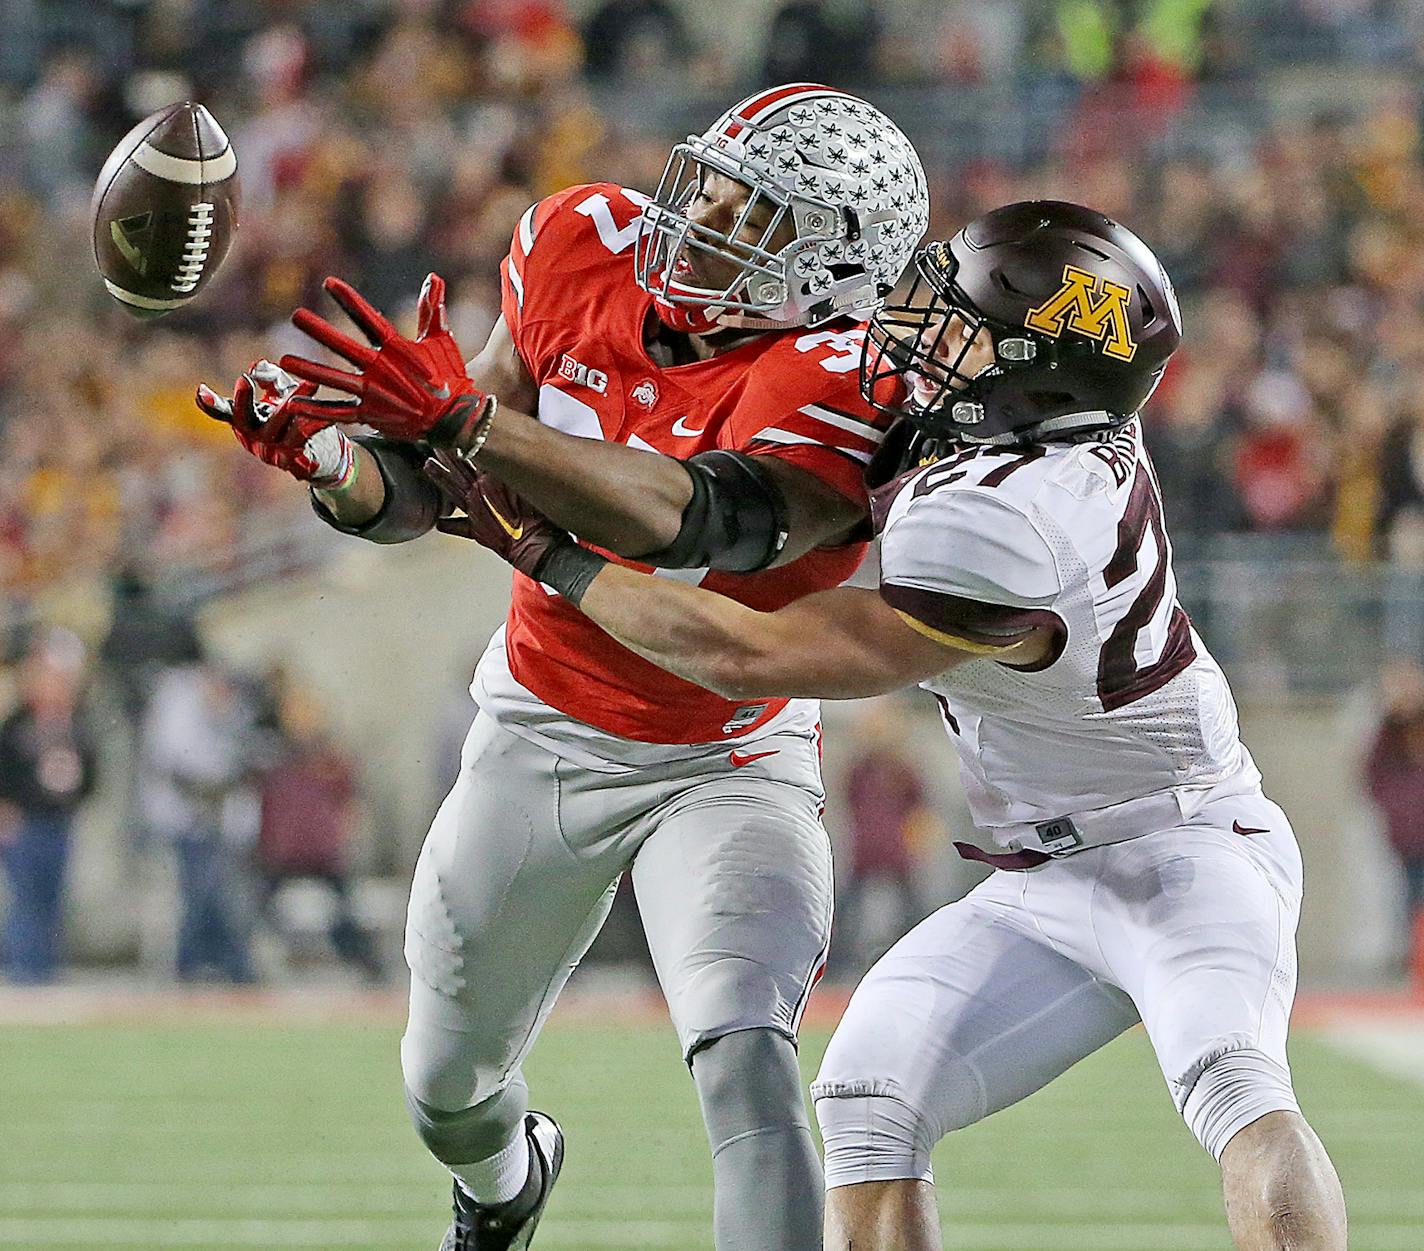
left=814, top=785, right=1303, bottom=1181
left=401, top=710, right=833, bottom=1114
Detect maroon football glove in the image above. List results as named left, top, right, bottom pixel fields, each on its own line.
left=279, top=273, right=494, bottom=446
left=425, top=448, right=567, bottom=575
left=424, top=449, right=609, bottom=604
left=195, top=361, right=351, bottom=483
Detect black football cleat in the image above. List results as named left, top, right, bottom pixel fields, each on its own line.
left=439, top=1112, right=564, bottom=1250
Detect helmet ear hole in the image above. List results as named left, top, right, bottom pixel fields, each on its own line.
left=994, top=270, right=1030, bottom=297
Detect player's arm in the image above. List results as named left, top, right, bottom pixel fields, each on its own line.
left=424, top=453, right=1052, bottom=699
left=575, top=568, right=1041, bottom=699
left=477, top=420, right=860, bottom=566
left=282, top=277, right=859, bottom=564
left=290, top=298, right=697, bottom=554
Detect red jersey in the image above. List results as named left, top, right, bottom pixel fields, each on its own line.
left=496, top=183, right=890, bottom=744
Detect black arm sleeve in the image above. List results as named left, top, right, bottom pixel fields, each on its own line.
left=309, top=437, right=443, bottom=545
left=640, top=450, right=789, bottom=573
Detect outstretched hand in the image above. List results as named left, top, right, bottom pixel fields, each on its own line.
left=280, top=273, right=494, bottom=445
left=196, top=360, right=352, bottom=484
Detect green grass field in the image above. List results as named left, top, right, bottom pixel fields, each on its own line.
left=0, top=1010, right=1420, bottom=1250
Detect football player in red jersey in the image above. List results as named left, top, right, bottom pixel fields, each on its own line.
left=429, top=203, right=1348, bottom=1251
left=198, top=85, right=928, bottom=1251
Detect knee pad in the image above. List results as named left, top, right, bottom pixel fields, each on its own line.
left=1181, top=1047, right=1300, bottom=1161
left=691, top=1028, right=810, bottom=1152
left=813, top=1090, right=935, bottom=1189
left=404, top=1078, right=528, bottom=1168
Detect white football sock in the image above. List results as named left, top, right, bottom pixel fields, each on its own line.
left=450, top=1129, right=530, bottom=1206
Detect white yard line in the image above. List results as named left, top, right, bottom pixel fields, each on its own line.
left=1320, top=1022, right=1424, bottom=1090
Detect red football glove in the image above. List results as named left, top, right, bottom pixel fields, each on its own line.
left=279, top=273, right=494, bottom=446
left=195, top=361, right=352, bottom=484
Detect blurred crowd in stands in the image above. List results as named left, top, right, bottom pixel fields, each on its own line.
left=0, top=616, right=382, bottom=985
left=2, top=0, right=1424, bottom=630
left=6, top=0, right=1424, bottom=983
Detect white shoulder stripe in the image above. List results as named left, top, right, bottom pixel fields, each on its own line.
left=798, top=403, right=885, bottom=444
left=752, top=427, right=872, bottom=463
left=506, top=253, right=525, bottom=309
left=131, top=142, right=237, bottom=185
left=517, top=204, right=538, bottom=256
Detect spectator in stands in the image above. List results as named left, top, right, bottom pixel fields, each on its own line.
left=1232, top=369, right=1332, bottom=532
left=99, top=564, right=204, bottom=726
left=1376, top=385, right=1424, bottom=566
left=17, top=43, right=105, bottom=209
left=761, top=0, right=885, bottom=88
left=833, top=698, right=942, bottom=973
left=256, top=675, right=381, bottom=981
left=0, top=628, right=96, bottom=984
left=140, top=646, right=259, bottom=984
left=1363, top=658, right=1424, bottom=972
left=581, top=0, right=690, bottom=83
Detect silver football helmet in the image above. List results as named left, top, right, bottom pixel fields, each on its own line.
left=635, top=83, right=929, bottom=333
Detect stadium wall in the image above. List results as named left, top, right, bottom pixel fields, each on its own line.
left=54, top=541, right=1402, bottom=985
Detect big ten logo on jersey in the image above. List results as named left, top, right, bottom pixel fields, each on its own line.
left=1084, top=421, right=1140, bottom=488
left=558, top=353, right=608, bottom=394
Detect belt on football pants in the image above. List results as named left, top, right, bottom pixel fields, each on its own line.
left=953, top=841, right=1051, bottom=871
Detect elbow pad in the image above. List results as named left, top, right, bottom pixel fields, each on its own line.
left=310, top=437, right=442, bottom=544
left=645, top=450, right=789, bottom=573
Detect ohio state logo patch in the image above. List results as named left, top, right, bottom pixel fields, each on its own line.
left=631, top=379, right=658, bottom=407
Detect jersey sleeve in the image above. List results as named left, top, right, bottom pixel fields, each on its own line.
left=879, top=486, right=1064, bottom=654
left=499, top=182, right=644, bottom=379
left=723, top=328, right=892, bottom=504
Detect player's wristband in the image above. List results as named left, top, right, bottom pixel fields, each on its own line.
left=307, top=427, right=357, bottom=490
left=453, top=396, right=498, bottom=460
left=532, top=542, right=608, bottom=607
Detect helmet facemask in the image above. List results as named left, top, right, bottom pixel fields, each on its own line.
left=863, top=247, right=1051, bottom=442
left=636, top=136, right=852, bottom=332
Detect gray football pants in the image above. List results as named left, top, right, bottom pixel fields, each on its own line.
left=401, top=706, right=833, bottom=1118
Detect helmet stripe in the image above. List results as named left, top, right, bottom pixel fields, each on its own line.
left=736, top=82, right=838, bottom=122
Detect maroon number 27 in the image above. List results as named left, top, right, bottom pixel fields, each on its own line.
left=1097, top=464, right=1196, bottom=711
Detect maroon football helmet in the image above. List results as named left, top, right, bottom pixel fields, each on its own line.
left=861, top=200, right=1182, bottom=445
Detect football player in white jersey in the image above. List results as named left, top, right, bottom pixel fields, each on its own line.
left=430, top=201, right=1348, bottom=1251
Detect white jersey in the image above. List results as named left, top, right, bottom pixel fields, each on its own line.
left=877, top=421, right=1259, bottom=856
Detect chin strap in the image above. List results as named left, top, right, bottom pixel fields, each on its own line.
left=715, top=309, right=809, bottom=332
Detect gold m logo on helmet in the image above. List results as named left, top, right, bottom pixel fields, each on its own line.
left=1025, top=264, right=1137, bottom=361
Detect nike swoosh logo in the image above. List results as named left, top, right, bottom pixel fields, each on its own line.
left=110, top=217, right=150, bottom=275
left=729, top=749, right=778, bottom=767
left=483, top=498, right=524, bottom=540
left=671, top=416, right=705, bottom=437
left=1232, top=820, right=1269, bottom=836
left=422, top=381, right=452, bottom=398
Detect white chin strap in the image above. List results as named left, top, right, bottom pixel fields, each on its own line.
left=714, top=307, right=809, bottom=332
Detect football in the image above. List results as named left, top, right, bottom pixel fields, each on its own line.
left=90, top=101, right=239, bottom=318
